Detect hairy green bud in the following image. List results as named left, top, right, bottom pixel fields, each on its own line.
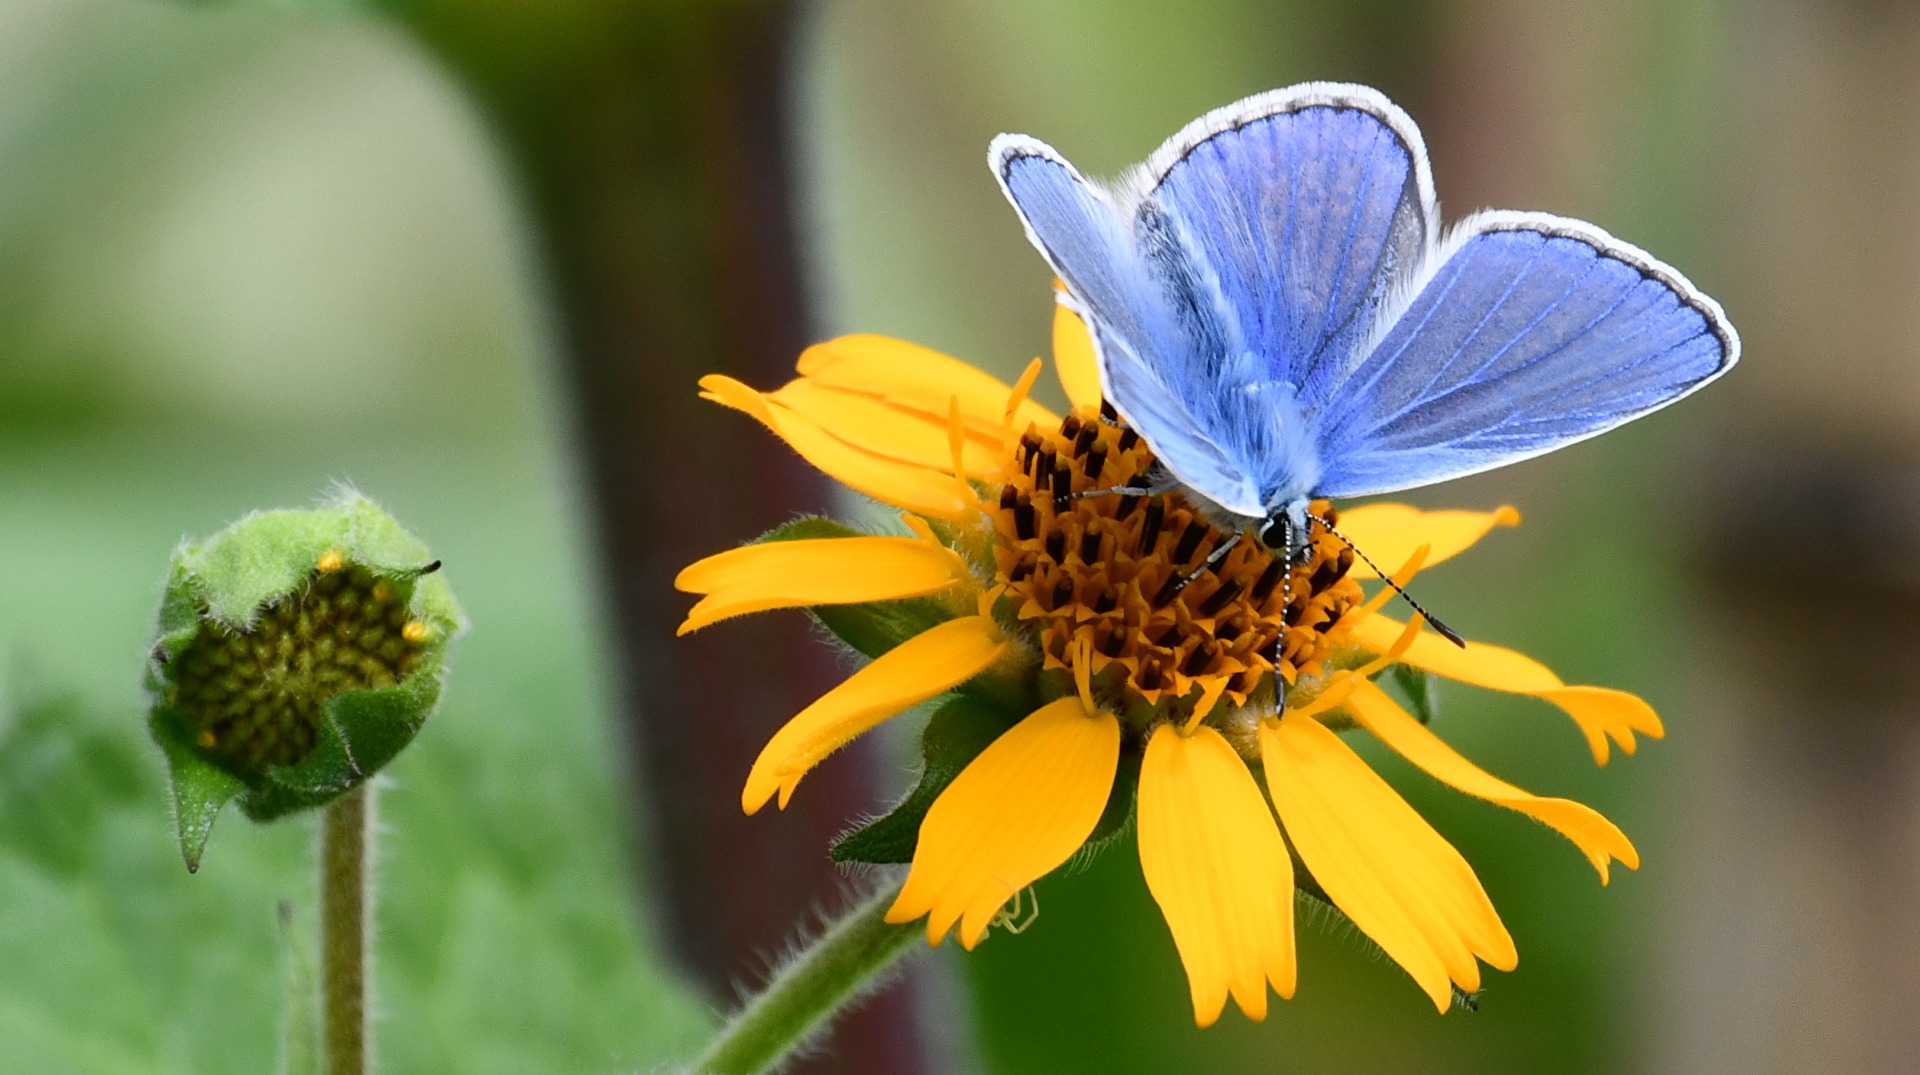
left=145, top=492, right=463, bottom=870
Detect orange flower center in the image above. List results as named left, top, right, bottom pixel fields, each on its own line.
left=990, top=408, right=1363, bottom=722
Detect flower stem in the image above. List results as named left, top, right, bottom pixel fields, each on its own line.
left=690, top=881, right=923, bottom=1075
left=321, top=786, right=373, bottom=1075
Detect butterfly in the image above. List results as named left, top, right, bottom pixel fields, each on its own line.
left=992, top=82, right=1738, bottom=582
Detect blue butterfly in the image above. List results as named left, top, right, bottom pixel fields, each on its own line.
left=992, top=82, right=1738, bottom=578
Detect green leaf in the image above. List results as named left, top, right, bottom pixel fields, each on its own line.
left=0, top=686, right=712, bottom=1074
left=831, top=695, right=1023, bottom=865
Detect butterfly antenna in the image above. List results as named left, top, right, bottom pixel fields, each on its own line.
left=1311, top=515, right=1466, bottom=648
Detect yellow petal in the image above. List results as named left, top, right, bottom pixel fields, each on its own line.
left=1343, top=680, right=1639, bottom=882
left=886, top=697, right=1120, bottom=948
left=1051, top=299, right=1103, bottom=412
left=1334, top=503, right=1520, bottom=580
left=674, top=536, right=967, bottom=635
left=742, top=615, right=1008, bottom=814
left=699, top=374, right=974, bottom=520
left=768, top=378, right=1004, bottom=475
left=1138, top=724, right=1295, bottom=1028
left=1260, top=713, right=1515, bottom=1011
left=796, top=335, right=1056, bottom=438
left=1350, top=613, right=1664, bottom=764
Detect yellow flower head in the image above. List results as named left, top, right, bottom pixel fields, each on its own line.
left=678, top=301, right=1662, bottom=1026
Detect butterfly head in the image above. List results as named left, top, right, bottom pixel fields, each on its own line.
left=1255, top=498, right=1317, bottom=568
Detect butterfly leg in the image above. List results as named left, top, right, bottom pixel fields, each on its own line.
left=1162, top=531, right=1243, bottom=598
left=1069, top=478, right=1180, bottom=502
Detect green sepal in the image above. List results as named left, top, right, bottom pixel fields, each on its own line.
left=754, top=515, right=861, bottom=545
left=144, top=491, right=465, bottom=865
left=1388, top=663, right=1441, bottom=725
left=158, top=735, right=246, bottom=873
left=830, top=695, right=1022, bottom=865
left=162, top=490, right=452, bottom=634
left=813, top=599, right=959, bottom=665
left=239, top=672, right=443, bottom=822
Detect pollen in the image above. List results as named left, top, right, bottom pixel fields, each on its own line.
left=991, top=409, right=1363, bottom=720
left=169, top=562, right=429, bottom=779
left=317, top=549, right=345, bottom=574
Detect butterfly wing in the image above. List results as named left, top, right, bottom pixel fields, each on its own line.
left=994, top=83, right=1439, bottom=515
left=1138, top=83, right=1436, bottom=409
left=1310, top=211, right=1739, bottom=499
left=994, top=137, right=1266, bottom=514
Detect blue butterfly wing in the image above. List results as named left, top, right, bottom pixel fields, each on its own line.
left=1311, top=212, right=1739, bottom=499
left=1142, top=84, right=1434, bottom=411
left=993, top=84, right=1439, bottom=516
left=994, top=136, right=1266, bottom=515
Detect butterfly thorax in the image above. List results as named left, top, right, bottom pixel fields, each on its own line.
left=1205, top=367, right=1321, bottom=512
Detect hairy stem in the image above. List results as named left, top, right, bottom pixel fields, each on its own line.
left=321, top=786, right=373, bottom=1075
left=691, top=882, right=922, bottom=1075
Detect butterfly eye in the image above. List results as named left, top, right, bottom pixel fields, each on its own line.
left=1255, top=516, right=1288, bottom=553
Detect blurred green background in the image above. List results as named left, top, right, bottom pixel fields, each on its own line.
left=3, top=0, right=1906, bottom=1072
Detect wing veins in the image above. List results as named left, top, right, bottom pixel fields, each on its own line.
left=1499, top=319, right=1703, bottom=424
left=1336, top=249, right=1471, bottom=419
left=1295, top=161, right=1395, bottom=395
left=1401, top=241, right=1549, bottom=408
left=1366, top=250, right=1627, bottom=437
left=1366, top=289, right=1683, bottom=448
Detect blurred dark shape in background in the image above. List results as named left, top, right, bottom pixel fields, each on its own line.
left=401, top=2, right=925, bottom=1071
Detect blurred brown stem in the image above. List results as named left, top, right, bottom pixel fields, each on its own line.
left=400, top=3, right=924, bottom=1072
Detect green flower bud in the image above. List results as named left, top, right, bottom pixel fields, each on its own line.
left=145, top=492, right=463, bottom=871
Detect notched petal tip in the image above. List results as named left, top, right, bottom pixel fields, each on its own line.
left=697, top=373, right=770, bottom=414
left=1261, top=713, right=1515, bottom=1010
left=1542, top=686, right=1664, bottom=766
left=1138, top=724, right=1296, bottom=1029
left=1345, top=680, right=1639, bottom=883
left=1353, top=614, right=1664, bottom=769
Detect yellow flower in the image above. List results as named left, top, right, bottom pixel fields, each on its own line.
left=678, top=302, right=1661, bottom=1027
